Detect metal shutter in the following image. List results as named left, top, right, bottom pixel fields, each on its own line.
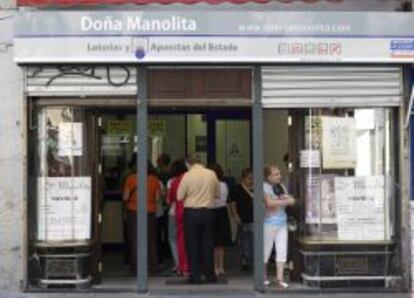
left=262, top=66, right=402, bottom=108
left=26, top=66, right=137, bottom=97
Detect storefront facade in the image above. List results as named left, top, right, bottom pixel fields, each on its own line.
left=7, top=6, right=414, bottom=294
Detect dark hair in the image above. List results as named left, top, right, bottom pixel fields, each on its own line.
left=241, top=167, right=252, bottom=179
left=147, top=160, right=157, bottom=176
left=283, top=153, right=289, bottom=163
left=169, top=159, right=187, bottom=178
left=208, top=162, right=224, bottom=181
left=157, top=153, right=171, bottom=167
left=129, top=153, right=137, bottom=170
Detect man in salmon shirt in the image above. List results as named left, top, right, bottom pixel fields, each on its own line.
left=123, top=155, right=161, bottom=275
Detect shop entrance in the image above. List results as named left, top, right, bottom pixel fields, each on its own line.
left=97, top=108, right=252, bottom=290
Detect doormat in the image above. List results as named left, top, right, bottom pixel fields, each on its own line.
left=165, top=277, right=228, bottom=285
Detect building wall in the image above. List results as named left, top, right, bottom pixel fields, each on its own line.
left=0, top=9, right=26, bottom=291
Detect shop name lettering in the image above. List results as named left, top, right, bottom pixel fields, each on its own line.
left=81, top=16, right=197, bottom=32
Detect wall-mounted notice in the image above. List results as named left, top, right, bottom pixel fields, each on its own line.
left=300, top=150, right=320, bottom=168
left=322, top=117, right=356, bottom=169
left=58, top=122, right=83, bottom=156
left=37, top=177, right=91, bottom=241
left=335, top=176, right=387, bottom=241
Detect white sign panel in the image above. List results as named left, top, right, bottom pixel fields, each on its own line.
left=13, top=11, right=414, bottom=63
left=335, top=176, right=387, bottom=241
left=37, top=177, right=91, bottom=241
left=58, top=122, right=83, bottom=156
left=322, top=117, right=356, bottom=169
left=300, top=150, right=320, bottom=168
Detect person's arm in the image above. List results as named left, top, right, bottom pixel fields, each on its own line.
left=159, top=181, right=166, bottom=198
left=177, top=175, right=187, bottom=202
left=229, top=201, right=242, bottom=225
left=123, top=177, right=131, bottom=203
left=215, top=178, right=220, bottom=200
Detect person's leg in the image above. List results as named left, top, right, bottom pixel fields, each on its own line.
left=263, top=223, right=276, bottom=282
left=126, top=210, right=137, bottom=273
left=201, top=209, right=216, bottom=281
left=176, top=215, right=188, bottom=274
left=245, top=224, right=254, bottom=269
left=168, top=215, right=179, bottom=269
left=148, top=212, right=159, bottom=273
left=214, top=248, right=219, bottom=274
left=184, top=209, right=201, bottom=282
left=218, top=247, right=225, bottom=275
left=275, top=225, right=288, bottom=284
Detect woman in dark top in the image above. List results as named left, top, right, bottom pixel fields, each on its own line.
left=230, top=167, right=254, bottom=270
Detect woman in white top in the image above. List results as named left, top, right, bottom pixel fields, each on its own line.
left=263, top=165, right=295, bottom=289
left=209, top=163, right=232, bottom=277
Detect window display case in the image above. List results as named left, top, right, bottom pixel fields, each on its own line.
left=290, top=108, right=399, bottom=288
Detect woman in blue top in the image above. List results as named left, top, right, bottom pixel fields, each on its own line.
left=263, top=165, right=295, bottom=289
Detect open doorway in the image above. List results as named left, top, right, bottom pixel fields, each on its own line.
left=97, top=108, right=253, bottom=291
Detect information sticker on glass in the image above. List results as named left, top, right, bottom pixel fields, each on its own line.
left=37, top=176, right=91, bottom=241
left=58, top=122, right=83, bottom=156
left=300, top=150, right=320, bottom=168
left=335, top=175, right=387, bottom=241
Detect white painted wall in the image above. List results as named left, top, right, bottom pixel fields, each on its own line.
left=0, top=10, right=25, bottom=291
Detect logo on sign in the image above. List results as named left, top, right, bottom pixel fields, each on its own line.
left=390, top=40, right=414, bottom=51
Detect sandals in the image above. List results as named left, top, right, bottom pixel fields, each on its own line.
left=263, top=279, right=289, bottom=289
left=275, top=280, right=289, bottom=289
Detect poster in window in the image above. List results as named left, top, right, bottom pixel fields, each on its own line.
left=322, top=117, right=356, bottom=169
left=335, top=176, right=387, bottom=241
left=304, top=116, right=322, bottom=150
left=58, top=122, right=83, bottom=156
left=37, top=177, right=91, bottom=241
left=305, top=173, right=337, bottom=224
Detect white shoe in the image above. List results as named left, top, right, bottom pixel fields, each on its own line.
left=263, top=279, right=271, bottom=287
left=275, top=280, right=289, bottom=289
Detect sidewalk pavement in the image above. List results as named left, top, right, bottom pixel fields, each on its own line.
left=0, top=292, right=413, bottom=298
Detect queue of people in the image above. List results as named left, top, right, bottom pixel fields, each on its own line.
left=122, top=153, right=295, bottom=288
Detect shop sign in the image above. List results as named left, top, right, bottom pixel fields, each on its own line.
left=336, top=256, right=369, bottom=275
left=335, top=175, right=388, bottom=241
left=37, top=177, right=92, bottom=241
left=106, top=120, right=133, bottom=134
left=13, top=11, right=414, bottom=63
left=148, top=120, right=166, bottom=136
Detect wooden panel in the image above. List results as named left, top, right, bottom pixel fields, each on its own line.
left=148, top=69, right=193, bottom=99
left=199, top=69, right=251, bottom=99
left=148, top=69, right=252, bottom=102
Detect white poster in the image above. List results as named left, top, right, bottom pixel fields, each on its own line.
left=300, top=150, right=320, bottom=168
left=335, top=176, right=387, bottom=241
left=305, top=174, right=337, bottom=224
left=58, top=122, right=83, bottom=156
left=37, top=177, right=91, bottom=241
left=322, top=117, right=356, bottom=169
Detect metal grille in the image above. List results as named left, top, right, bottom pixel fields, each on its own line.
left=262, top=66, right=403, bottom=108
